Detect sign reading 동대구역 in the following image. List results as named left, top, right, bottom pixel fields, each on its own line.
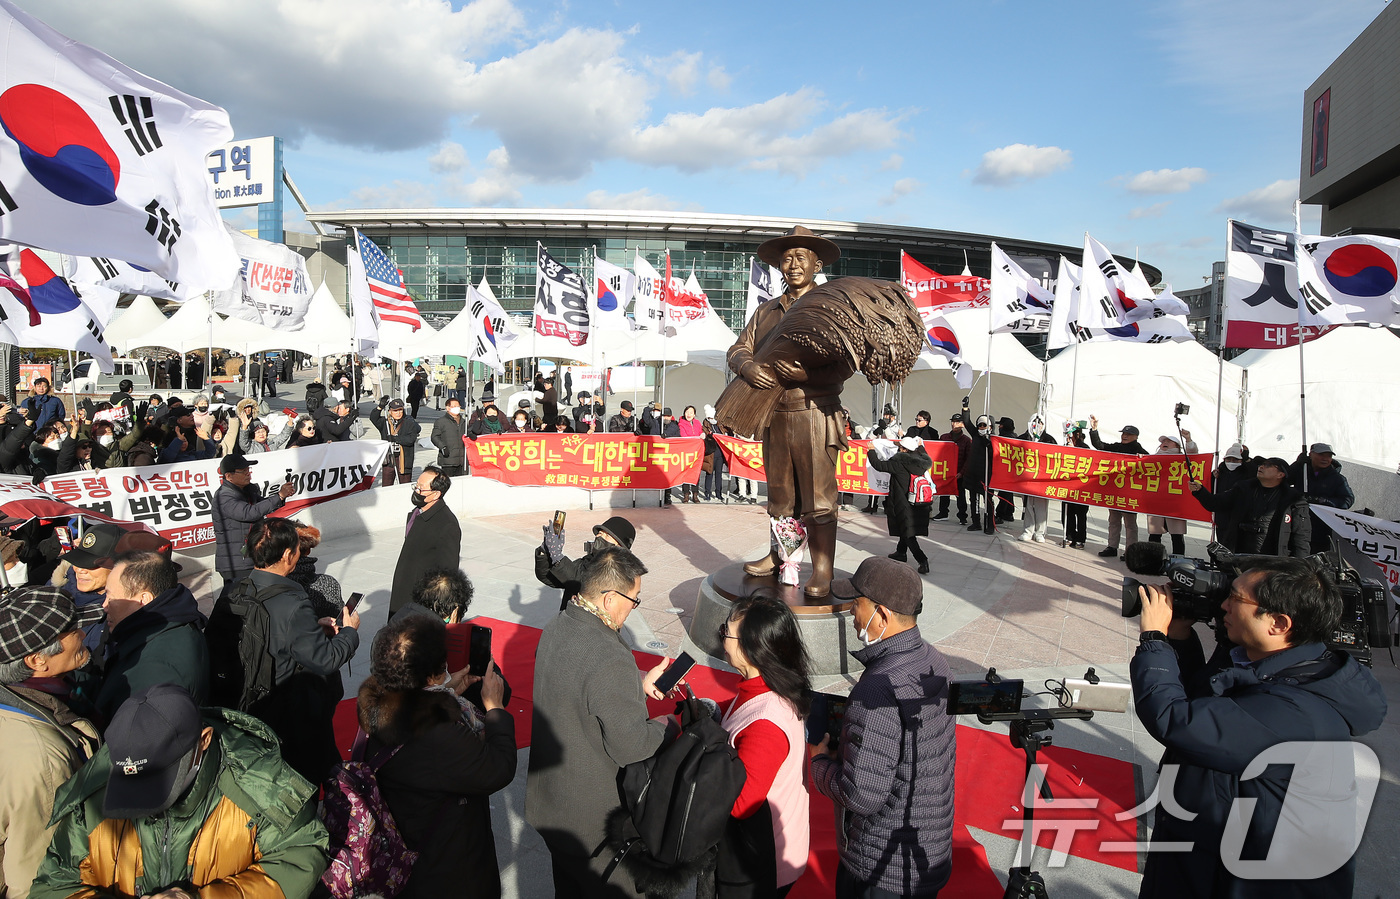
left=205, top=136, right=277, bottom=208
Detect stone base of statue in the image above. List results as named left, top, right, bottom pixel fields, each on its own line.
left=689, top=561, right=864, bottom=677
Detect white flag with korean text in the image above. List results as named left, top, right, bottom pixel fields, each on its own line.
left=990, top=242, right=1054, bottom=333
left=467, top=282, right=505, bottom=374
left=534, top=245, right=588, bottom=346
left=208, top=223, right=312, bottom=330
left=744, top=256, right=781, bottom=324
left=632, top=252, right=666, bottom=330
left=63, top=253, right=194, bottom=302
left=0, top=0, right=238, bottom=293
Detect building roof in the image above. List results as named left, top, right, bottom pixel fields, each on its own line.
left=304, top=207, right=1160, bottom=282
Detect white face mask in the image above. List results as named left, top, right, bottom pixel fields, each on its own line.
left=425, top=664, right=454, bottom=693
left=1224, top=461, right=1242, bottom=470
left=98, top=435, right=115, bottom=447
left=45, top=440, right=61, bottom=451
left=977, top=427, right=991, bottom=437
left=855, top=613, right=888, bottom=647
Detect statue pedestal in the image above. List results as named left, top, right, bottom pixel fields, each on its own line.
left=689, top=561, right=864, bottom=677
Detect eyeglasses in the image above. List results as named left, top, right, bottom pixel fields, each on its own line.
left=720, top=622, right=739, bottom=640
left=608, top=589, right=642, bottom=608
left=1224, top=591, right=1260, bottom=609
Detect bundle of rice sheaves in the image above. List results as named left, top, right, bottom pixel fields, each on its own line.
left=715, top=277, right=924, bottom=438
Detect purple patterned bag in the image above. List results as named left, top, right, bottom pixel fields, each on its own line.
left=319, top=734, right=419, bottom=899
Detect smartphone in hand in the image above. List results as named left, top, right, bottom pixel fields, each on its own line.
left=552, top=510, right=566, bottom=535
left=468, top=625, right=492, bottom=677
left=653, top=652, right=696, bottom=695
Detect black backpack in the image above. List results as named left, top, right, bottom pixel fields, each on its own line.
left=597, top=698, right=747, bottom=896
left=205, top=578, right=286, bottom=711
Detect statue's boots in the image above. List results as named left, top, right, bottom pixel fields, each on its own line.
left=744, top=547, right=780, bottom=577
left=803, top=519, right=838, bottom=599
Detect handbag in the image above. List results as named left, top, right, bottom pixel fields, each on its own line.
left=702, top=454, right=714, bottom=474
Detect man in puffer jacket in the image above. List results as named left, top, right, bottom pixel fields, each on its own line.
left=31, top=684, right=328, bottom=899
left=813, top=558, right=955, bottom=898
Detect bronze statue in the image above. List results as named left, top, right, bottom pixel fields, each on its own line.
left=716, top=226, right=924, bottom=598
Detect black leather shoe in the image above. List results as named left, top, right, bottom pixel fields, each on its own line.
left=1098, top=546, right=1118, bottom=558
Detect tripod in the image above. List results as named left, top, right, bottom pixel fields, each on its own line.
left=979, top=707, right=1094, bottom=898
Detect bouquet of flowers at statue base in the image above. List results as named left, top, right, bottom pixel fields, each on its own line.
left=771, top=516, right=808, bottom=587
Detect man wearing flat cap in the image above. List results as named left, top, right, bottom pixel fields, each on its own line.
left=1289, top=442, right=1354, bottom=554
left=730, top=225, right=852, bottom=597
left=810, top=557, right=954, bottom=898
left=1088, top=415, right=1149, bottom=558
left=31, top=684, right=329, bottom=899
left=0, top=588, right=102, bottom=898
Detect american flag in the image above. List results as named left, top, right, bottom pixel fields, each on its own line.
left=356, top=232, right=422, bottom=330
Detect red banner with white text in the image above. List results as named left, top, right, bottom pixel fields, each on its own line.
left=901, top=251, right=990, bottom=315
left=988, top=437, right=1213, bottom=521
left=464, top=434, right=704, bottom=490
left=716, top=435, right=959, bottom=497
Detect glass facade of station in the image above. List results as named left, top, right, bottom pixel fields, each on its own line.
left=358, top=229, right=987, bottom=331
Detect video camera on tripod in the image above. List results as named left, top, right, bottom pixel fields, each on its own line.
left=946, top=667, right=1130, bottom=898
left=1121, top=540, right=1389, bottom=666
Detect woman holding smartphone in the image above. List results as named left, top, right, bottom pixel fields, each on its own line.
left=716, top=595, right=813, bottom=897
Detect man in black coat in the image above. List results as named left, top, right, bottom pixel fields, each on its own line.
left=246, top=358, right=262, bottom=399
left=1089, top=416, right=1149, bottom=557
left=390, top=466, right=462, bottom=614
left=562, top=367, right=574, bottom=405
left=1190, top=457, right=1311, bottom=557
left=431, top=397, right=468, bottom=476
left=314, top=398, right=357, bottom=442
left=211, top=456, right=295, bottom=590
left=535, top=516, right=636, bottom=611
left=957, top=397, right=995, bottom=532
left=1288, top=442, right=1355, bottom=554
left=934, top=412, right=972, bottom=524
left=868, top=437, right=933, bottom=573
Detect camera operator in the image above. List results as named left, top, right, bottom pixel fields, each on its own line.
left=1130, top=560, right=1386, bottom=898
left=1189, top=457, right=1310, bottom=558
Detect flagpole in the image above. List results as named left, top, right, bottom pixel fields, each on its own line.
left=68, top=350, right=78, bottom=413
left=1292, top=202, right=1310, bottom=494
left=205, top=292, right=214, bottom=394
left=660, top=249, right=670, bottom=414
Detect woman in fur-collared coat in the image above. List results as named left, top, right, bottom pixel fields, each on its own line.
left=357, top=613, right=517, bottom=898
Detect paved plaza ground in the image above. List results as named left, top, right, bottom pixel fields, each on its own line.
left=163, top=372, right=1397, bottom=897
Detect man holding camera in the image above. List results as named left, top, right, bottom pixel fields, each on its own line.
left=1131, top=560, right=1386, bottom=897
left=370, top=397, right=420, bottom=485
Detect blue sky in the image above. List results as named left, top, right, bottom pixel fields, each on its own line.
left=36, top=0, right=1390, bottom=286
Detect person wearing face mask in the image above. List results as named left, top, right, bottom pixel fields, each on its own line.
left=1016, top=414, right=1059, bottom=543
left=1189, top=457, right=1311, bottom=558
left=508, top=409, right=535, bottom=433
left=868, top=435, right=934, bottom=574
left=1062, top=424, right=1091, bottom=548
left=356, top=611, right=515, bottom=899
left=1088, top=416, right=1149, bottom=558
left=815, top=558, right=955, bottom=899
left=390, top=467, right=461, bottom=615
left=468, top=402, right=506, bottom=440
left=431, top=396, right=469, bottom=476
left=1147, top=433, right=1197, bottom=556
left=957, top=396, right=996, bottom=533
left=1213, top=443, right=1255, bottom=496
left=32, top=684, right=330, bottom=899
left=0, top=588, right=103, bottom=899
left=933, top=412, right=972, bottom=524
left=536, top=515, right=637, bottom=611
left=29, top=425, right=64, bottom=480
left=371, top=398, right=422, bottom=486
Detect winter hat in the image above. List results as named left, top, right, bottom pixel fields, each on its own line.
left=899, top=435, right=923, bottom=451
left=704, top=404, right=716, bottom=422
left=1223, top=443, right=1244, bottom=461
left=593, top=516, right=637, bottom=549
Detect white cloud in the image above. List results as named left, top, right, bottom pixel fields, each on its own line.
left=1214, top=178, right=1300, bottom=223
left=878, top=178, right=921, bottom=206
left=348, top=180, right=442, bottom=209
left=880, top=154, right=904, bottom=172
left=449, top=147, right=522, bottom=205
left=628, top=90, right=902, bottom=175
left=972, top=144, right=1072, bottom=186
left=1126, top=167, right=1208, bottom=194
left=707, top=66, right=732, bottom=91
left=1128, top=202, right=1171, bottom=219
left=428, top=141, right=471, bottom=174
left=582, top=188, right=684, bottom=211
left=648, top=51, right=703, bottom=96
left=39, top=0, right=525, bottom=151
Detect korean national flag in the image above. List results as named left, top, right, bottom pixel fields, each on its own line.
left=592, top=256, right=635, bottom=332
left=0, top=0, right=238, bottom=293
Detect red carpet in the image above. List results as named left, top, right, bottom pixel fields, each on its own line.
left=334, top=617, right=1139, bottom=897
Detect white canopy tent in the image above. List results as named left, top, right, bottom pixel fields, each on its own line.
left=1044, top=339, right=1245, bottom=453
left=104, top=296, right=170, bottom=355
left=1235, top=326, right=1400, bottom=469
left=667, top=309, right=738, bottom=371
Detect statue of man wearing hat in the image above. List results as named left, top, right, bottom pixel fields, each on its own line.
left=729, top=226, right=852, bottom=598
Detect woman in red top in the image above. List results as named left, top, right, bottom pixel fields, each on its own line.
left=677, top=405, right=705, bottom=502
left=717, top=595, right=813, bottom=897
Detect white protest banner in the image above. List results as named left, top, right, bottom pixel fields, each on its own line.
left=1, top=441, right=389, bottom=551
left=209, top=223, right=313, bottom=329
left=1310, top=505, right=1400, bottom=589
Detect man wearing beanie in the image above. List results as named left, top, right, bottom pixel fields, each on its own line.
left=31, top=684, right=328, bottom=899
left=536, top=516, right=639, bottom=610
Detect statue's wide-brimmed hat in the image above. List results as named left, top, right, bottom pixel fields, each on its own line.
left=757, top=225, right=841, bottom=267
